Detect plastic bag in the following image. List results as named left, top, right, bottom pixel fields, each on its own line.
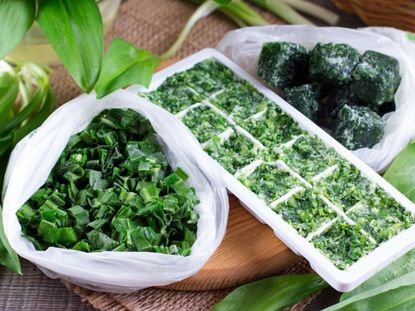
left=217, top=25, right=415, bottom=172
left=2, top=90, right=228, bottom=293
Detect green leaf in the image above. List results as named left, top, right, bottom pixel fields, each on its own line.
left=213, top=274, right=327, bottom=311
left=0, top=72, right=19, bottom=132
left=0, top=0, right=35, bottom=60
left=384, top=142, right=415, bottom=202
left=95, top=38, right=160, bottom=98
left=0, top=206, right=21, bottom=274
left=325, top=249, right=415, bottom=310
left=215, top=0, right=232, bottom=4
left=37, top=0, right=103, bottom=92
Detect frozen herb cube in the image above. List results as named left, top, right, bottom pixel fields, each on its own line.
left=144, top=76, right=202, bottom=114
left=279, top=136, right=339, bottom=181
left=211, top=81, right=268, bottom=121
left=347, top=198, right=415, bottom=244
left=239, top=164, right=301, bottom=203
left=181, top=106, right=231, bottom=143
left=204, top=132, right=260, bottom=174
left=240, top=104, right=304, bottom=148
left=333, top=105, right=385, bottom=150
left=310, top=43, right=360, bottom=84
left=312, top=220, right=376, bottom=270
left=319, top=85, right=361, bottom=128
left=273, top=189, right=337, bottom=238
left=258, top=42, right=309, bottom=88
left=284, top=84, right=321, bottom=122
left=314, top=161, right=376, bottom=211
left=177, top=59, right=238, bottom=96
left=351, top=50, right=400, bottom=105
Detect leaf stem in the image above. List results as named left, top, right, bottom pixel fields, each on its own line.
left=281, top=0, right=339, bottom=25
left=250, top=0, right=315, bottom=25
left=160, top=0, right=220, bottom=60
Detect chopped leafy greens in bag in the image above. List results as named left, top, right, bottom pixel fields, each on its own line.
left=17, top=109, right=199, bottom=255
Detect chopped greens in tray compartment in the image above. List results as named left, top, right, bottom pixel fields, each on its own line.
left=140, top=57, right=415, bottom=271
left=347, top=191, right=415, bottom=243
left=181, top=105, right=231, bottom=144
left=273, top=189, right=337, bottom=238
left=204, top=132, right=260, bottom=175
left=239, top=104, right=304, bottom=148
left=314, top=162, right=376, bottom=211
left=312, top=220, right=376, bottom=270
left=143, top=77, right=203, bottom=114
left=238, top=163, right=301, bottom=204
left=211, top=81, right=269, bottom=121
left=17, top=109, right=199, bottom=255
left=278, top=136, right=339, bottom=181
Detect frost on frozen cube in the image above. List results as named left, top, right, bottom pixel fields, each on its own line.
left=181, top=105, right=231, bottom=144
left=283, top=84, right=321, bottom=122
left=278, top=136, right=339, bottom=182
left=333, top=105, right=385, bottom=150
left=238, top=163, right=302, bottom=204
left=312, top=220, right=376, bottom=270
left=346, top=190, right=415, bottom=243
left=309, top=43, right=360, bottom=84
left=351, top=50, right=400, bottom=105
left=272, top=189, right=337, bottom=238
left=204, top=131, right=260, bottom=175
left=141, top=76, right=203, bottom=114
left=257, top=41, right=309, bottom=88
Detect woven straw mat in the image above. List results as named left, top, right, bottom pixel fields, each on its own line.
left=49, top=0, right=316, bottom=310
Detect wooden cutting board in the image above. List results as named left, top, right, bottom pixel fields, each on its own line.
left=154, top=60, right=299, bottom=291
left=163, top=195, right=300, bottom=291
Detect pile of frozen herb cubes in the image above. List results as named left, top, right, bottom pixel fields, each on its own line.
left=140, top=58, right=415, bottom=270
left=258, top=42, right=400, bottom=150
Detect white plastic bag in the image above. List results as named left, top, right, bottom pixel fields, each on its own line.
left=217, top=25, right=415, bottom=172
left=2, top=90, right=228, bottom=293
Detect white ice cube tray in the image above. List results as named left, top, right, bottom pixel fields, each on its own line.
left=128, top=48, right=415, bottom=292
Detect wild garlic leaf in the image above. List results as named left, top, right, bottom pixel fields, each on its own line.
left=0, top=72, right=19, bottom=132
left=37, top=0, right=103, bottom=92
left=0, top=0, right=35, bottom=60
left=95, top=38, right=160, bottom=99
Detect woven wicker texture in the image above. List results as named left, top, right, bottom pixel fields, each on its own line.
left=333, top=0, right=415, bottom=32
left=0, top=0, right=362, bottom=310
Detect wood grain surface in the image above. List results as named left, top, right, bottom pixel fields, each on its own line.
left=163, top=195, right=300, bottom=291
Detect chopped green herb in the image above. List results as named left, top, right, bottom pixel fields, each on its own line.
left=312, top=220, right=376, bottom=270
left=17, top=109, right=199, bottom=254
left=181, top=105, right=231, bottom=143
left=283, top=83, right=321, bottom=122
left=204, top=132, right=260, bottom=174
left=279, top=136, right=339, bottom=181
left=314, top=161, right=376, bottom=211
left=239, top=164, right=301, bottom=203
left=239, top=103, right=304, bottom=148
left=273, top=189, right=337, bottom=238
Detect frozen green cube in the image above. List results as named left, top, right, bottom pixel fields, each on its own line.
left=310, top=43, right=360, bottom=84
left=273, top=189, right=337, bottom=238
left=319, top=86, right=361, bottom=128
left=238, top=164, right=301, bottom=203
left=182, top=106, right=231, bottom=144
left=257, top=41, right=308, bottom=88
left=333, top=105, right=385, bottom=150
left=283, top=84, right=321, bottom=122
left=351, top=50, right=400, bottom=105
left=312, top=220, right=376, bottom=270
